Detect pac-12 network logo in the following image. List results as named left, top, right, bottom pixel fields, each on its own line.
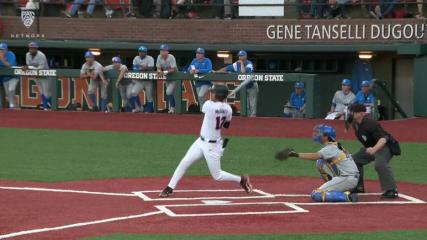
left=21, top=9, right=35, bottom=28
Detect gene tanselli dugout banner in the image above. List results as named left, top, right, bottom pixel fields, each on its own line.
left=13, top=77, right=241, bottom=111
left=266, top=22, right=427, bottom=41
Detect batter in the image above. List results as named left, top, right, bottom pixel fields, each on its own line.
left=159, top=85, right=253, bottom=197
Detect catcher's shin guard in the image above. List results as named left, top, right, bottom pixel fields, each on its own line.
left=311, top=190, right=352, bottom=202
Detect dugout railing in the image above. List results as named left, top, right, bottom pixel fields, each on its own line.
left=0, top=68, right=320, bottom=117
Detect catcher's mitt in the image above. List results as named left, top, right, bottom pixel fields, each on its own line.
left=275, top=148, right=299, bottom=161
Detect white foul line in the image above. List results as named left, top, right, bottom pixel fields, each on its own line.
left=0, top=186, right=136, bottom=197
left=0, top=211, right=163, bottom=240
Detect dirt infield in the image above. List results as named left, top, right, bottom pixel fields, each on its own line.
left=0, top=110, right=427, bottom=142
left=0, top=177, right=426, bottom=240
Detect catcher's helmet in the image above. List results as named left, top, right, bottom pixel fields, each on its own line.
left=313, top=124, right=336, bottom=143
left=213, top=84, right=229, bottom=101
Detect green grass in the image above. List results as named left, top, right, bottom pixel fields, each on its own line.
left=0, top=128, right=426, bottom=183
left=84, top=230, right=427, bottom=240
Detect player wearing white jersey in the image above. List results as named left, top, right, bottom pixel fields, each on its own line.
left=160, top=85, right=253, bottom=197
left=25, top=42, right=51, bottom=110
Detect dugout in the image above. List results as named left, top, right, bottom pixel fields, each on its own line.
left=1, top=37, right=426, bottom=119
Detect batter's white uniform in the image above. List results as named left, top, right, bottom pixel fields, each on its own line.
left=168, top=100, right=241, bottom=189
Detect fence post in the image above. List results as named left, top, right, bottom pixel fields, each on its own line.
left=239, top=86, right=248, bottom=116
left=175, top=80, right=183, bottom=113
left=51, top=77, right=58, bottom=110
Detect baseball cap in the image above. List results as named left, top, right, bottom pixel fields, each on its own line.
left=160, top=44, right=170, bottom=51
left=341, top=79, right=351, bottom=86
left=84, top=51, right=95, bottom=58
left=0, top=43, right=8, bottom=50
left=361, top=80, right=371, bottom=87
left=112, top=56, right=121, bottom=63
left=196, top=48, right=205, bottom=54
left=28, top=42, right=39, bottom=48
left=238, top=50, right=247, bottom=57
left=138, top=46, right=147, bottom=52
left=295, top=81, right=305, bottom=89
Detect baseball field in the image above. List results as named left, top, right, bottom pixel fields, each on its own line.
left=0, top=110, right=426, bottom=240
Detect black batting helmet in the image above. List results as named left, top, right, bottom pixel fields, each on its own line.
left=213, top=84, right=229, bottom=101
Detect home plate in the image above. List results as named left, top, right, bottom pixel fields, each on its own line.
left=202, top=200, right=232, bottom=205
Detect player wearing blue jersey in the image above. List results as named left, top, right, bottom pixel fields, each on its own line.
left=284, top=81, right=306, bottom=118
left=216, top=50, right=258, bottom=117
left=355, top=80, right=375, bottom=114
left=188, top=48, right=212, bottom=108
left=0, top=43, right=19, bottom=109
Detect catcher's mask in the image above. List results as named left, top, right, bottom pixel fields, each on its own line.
left=313, top=124, right=336, bottom=143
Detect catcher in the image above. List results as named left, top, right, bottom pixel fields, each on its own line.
left=276, top=124, right=359, bottom=202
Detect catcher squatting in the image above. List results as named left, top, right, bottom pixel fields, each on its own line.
left=276, top=124, right=359, bottom=202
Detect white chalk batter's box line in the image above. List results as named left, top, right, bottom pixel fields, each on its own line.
left=132, top=189, right=275, bottom=201
left=155, top=202, right=309, bottom=217
left=149, top=191, right=425, bottom=217
left=132, top=188, right=426, bottom=205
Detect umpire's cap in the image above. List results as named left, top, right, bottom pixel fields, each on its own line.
left=349, top=103, right=367, bottom=113
left=160, top=44, right=170, bottom=51
left=213, top=84, right=229, bottom=101
left=28, top=42, right=39, bottom=48
left=0, top=43, right=7, bottom=50
left=84, top=51, right=95, bottom=58
left=341, top=79, right=351, bottom=86
left=138, top=46, right=147, bottom=52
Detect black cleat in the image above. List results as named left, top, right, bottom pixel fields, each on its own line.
left=347, top=192, right=358, bottom=202
left=381, top=189, right=399, bottom=199
left=159, top=186, right=174, bottom=197
left=240, top=175, right=253, bottom=194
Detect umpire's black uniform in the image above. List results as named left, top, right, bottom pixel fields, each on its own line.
left=349, top=104, right=400, bottom=198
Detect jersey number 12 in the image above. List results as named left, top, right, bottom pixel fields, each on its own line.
left=215, top=116, right=226, bottom=130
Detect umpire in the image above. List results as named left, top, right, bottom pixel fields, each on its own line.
left=347, top=104, right=401, bottom=198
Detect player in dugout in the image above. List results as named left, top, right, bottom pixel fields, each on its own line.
left=283, top=81, right=306, bottom=118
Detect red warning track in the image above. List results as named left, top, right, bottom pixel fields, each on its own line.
left=0, top=177, right=426, bottom=240
left=0, top=110, right=427, bottom=142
